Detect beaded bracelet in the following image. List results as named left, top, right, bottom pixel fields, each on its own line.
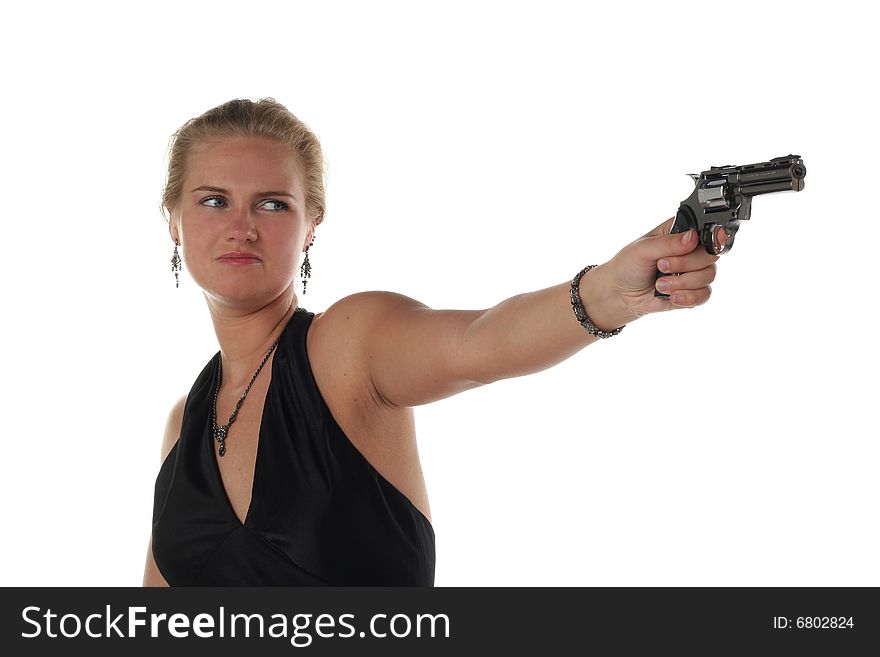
left=570, top=265, right=626, bottom=339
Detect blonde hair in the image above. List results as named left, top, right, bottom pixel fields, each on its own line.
left=160, top=97, right=327, bottom=227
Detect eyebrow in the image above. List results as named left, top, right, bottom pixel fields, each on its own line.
left=190, top=185, right=297, bottom=200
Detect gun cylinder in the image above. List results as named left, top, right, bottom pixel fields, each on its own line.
left=698, top=184, right=731, bottom=210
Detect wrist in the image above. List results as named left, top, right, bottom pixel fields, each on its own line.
left=576, top=263, right=631, bottom=332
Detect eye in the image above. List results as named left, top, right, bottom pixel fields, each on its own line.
left=262, top=199, right=290, bottom=211
left=201, top=195, right=226, bottom=208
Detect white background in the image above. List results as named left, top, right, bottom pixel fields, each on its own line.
left=1, top=0, right=876, bottom=586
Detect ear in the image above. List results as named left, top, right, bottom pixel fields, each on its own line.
left=167, top=209, right=181, bottom=245
left=303, top=222, right=317, bottom=250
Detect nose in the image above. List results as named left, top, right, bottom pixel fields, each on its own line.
left=226, top=205, right=258, bottom=242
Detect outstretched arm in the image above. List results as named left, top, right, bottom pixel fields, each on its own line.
left=333, top=217, right=719, bottom=408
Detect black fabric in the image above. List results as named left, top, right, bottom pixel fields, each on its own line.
left=151, top=307, right=435, bottom=586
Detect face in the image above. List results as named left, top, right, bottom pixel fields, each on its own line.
left=169, top=136, right=313, bottom=310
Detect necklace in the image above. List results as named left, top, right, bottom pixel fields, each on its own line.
left=211, top=337, right=281, bottom=457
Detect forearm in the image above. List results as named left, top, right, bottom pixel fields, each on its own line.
left=462, top=264, right=632, bottom=384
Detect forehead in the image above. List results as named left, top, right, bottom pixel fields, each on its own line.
left=186, top=136, right=302, bottom=191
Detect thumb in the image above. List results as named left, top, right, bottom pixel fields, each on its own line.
left=636, top=223, right=698, bottom=264
left=641, top=215, right=675, bottom=239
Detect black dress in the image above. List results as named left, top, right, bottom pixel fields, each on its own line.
left=151, top=307, right=435, bottom=585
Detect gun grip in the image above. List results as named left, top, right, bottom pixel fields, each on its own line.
left=655, top=205, right=696, bottom=299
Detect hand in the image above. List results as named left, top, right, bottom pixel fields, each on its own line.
left=604, top=216, right=721, bottom=320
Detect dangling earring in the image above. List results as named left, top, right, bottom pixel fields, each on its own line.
left=171, top=240, right=182, bottom=288
left=300, top=236, right=315, bottom=294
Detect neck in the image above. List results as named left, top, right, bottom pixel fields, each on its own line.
left=205, top=284, right=299, bottom=390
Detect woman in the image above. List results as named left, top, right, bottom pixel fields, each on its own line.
left=143, top=97, right=719, bottom=586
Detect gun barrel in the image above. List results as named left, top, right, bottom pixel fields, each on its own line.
left=741, top=178, right=803, bottom=195
left=736, top=155, right=806, bottom=195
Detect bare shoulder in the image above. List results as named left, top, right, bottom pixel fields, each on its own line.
left=315, top=291, right=428, bottom=331
left=308, top=291, right=427, bottom=389
left=310, top=290, right=484, bottom=408
left=161, top=393, right=188, bottom=462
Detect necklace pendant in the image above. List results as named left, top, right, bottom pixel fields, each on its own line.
left=215, top=426, right=228, bottom=457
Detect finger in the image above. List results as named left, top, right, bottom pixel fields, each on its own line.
left=656, top=250, right=720, bottom=275
left=655, top=263, right=717, bottom=295
left=667, top=284, right=713, bottom=308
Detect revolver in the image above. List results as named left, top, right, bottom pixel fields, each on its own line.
left=655, top=154, right=807, bottom=298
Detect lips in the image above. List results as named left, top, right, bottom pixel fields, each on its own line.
left=218, top=251, right=261, bottom=262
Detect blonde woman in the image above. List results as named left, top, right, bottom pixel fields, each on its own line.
left=143, top=97, right=718, bottom=586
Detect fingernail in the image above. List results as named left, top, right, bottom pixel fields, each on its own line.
left=657, top=280, right=671, bottom=292
left=681, top=230, right=693, bottom=244
left=658, top=259, right=670, bottom=272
